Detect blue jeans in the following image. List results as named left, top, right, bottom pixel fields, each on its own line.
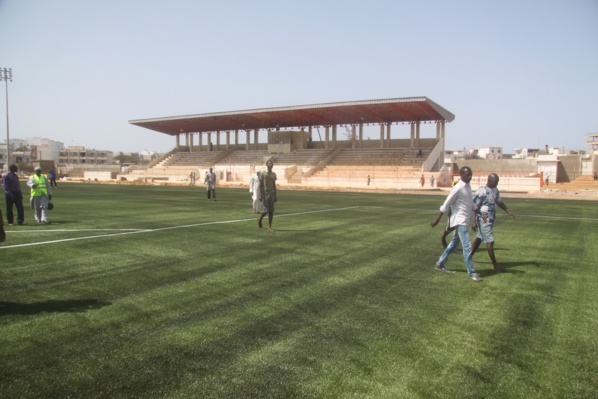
left=437, top=224, right=475, bottom=275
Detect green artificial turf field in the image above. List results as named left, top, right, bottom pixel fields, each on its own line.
left=1, top=183, right=597, bottom=398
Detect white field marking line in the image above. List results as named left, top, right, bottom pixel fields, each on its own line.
left=0, top=206, right=359, bottom=249
left=517, top=214, right=598, bottom=222
left=7, top=228, right=145, bottom=233
left=365, top=206, right=598, bottom=222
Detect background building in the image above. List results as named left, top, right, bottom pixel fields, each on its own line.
left=59, top=146, right=113, bottom=165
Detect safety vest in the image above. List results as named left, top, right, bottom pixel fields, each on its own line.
left=31, top=174, right=49, bottom=197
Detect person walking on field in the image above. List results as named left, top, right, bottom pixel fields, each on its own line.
left=471, top=173, right=515, bottom=272
left=2, top=164, right=27, bottom=226
left=258, top=160, right=277, bottom=232
left=249, top=171, right=261, bottom=213
left=49, top=168, right=58, bottom=188
left=204, top=168, right=216, bottom=201
left=431, top=166, right=482, bottom=282
left=420, top=174, right=425, bottom=187
left=440, top=178, right=460, bottom=248
left=27, top=166, right=53, bottom=224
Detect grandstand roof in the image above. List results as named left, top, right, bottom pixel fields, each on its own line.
left=129, top=97, right=454, bottom=136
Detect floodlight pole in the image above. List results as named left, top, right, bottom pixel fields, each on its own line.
left=0, top=67, right=12, bottom=167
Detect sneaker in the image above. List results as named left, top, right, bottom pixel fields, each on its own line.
left=469, top=273, right=482, bottom=282
left=435, top=265, right=453, bottom=273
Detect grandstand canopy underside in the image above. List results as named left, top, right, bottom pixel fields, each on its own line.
left=129, top=97, right=455, bottom=136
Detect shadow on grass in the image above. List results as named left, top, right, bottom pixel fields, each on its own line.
left=500, top=260, right=542, bottom=269
left=476, top=260, right=542, bottom=278
left=0, top=299, right=111, bottom=316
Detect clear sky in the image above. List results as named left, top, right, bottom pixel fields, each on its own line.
left=1, top=0, right=597, bottom=154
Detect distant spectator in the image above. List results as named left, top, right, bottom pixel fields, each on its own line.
left=367, top=175, right=371, bottom=186
left=420, top=174, right=425, bottom=187
left=430, top=176, right=435, bottom=187
left=204, top=168, right=216, bottom=201
left=417, top=148, right=423, bottom=158
left=49, top=168, right=58, bottom=188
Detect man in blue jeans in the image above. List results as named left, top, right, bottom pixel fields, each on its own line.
left=430, top=166, right=482, bottom=282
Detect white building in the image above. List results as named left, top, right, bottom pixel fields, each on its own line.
left=475, top=146, right=503, bottom=160
left=1, top=137, right=64, bottom=168
left=444, top=148, right=466, bottom=163
left=513, top=148, right=540, bottom=159
left=27, top=137, right=64, bottom=165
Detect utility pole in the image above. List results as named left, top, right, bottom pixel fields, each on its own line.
left=0, top=67, right=13, bottom=167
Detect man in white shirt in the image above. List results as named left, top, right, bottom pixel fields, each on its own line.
left=430, top=166, right=482, bottom=282
left=204, top=168, right=216, bottom=201
left=248, top=171, right=261, bottom=213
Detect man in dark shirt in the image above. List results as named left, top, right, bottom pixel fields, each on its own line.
left=2, top=164, right=27, bottom=226
left=258, top=160, right=277, bottom=232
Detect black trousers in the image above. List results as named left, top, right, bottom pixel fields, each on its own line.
left=5, top=192, right=25, bottom=224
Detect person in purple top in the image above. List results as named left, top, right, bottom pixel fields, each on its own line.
left=2, top=164, right=27, bottom=226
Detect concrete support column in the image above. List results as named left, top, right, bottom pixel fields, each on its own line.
left=245, top=130, right=250, bottom=151
left=199, top=132, right=203, bottom=151
left=254, top=129, right=259, bottom=150
left=379, top=124, right=385, bottom=148
left=416, top=121, right=421, bottom=148
left=176, top=134, right=180, bottom=149
left=235, top=130, right=239, bottom=148
left=441, top=121, right=446, bottom=139
left=215, top=131, right=220, bottom=150
left=190, top=133, right=194, bottom=152
left=325, top=126, right=330, bottom=149
left=359, top=123, right=363, bottom=147
left=386, top=123, right=391, bottom=148
left=351, top=125, right=356, bottom=148
left=226, top=131, right=230, bottom=149
left=436, top=122, right=441, bottom=140
left=410, top=123, right=415, bottom=148
left=332, top=125, right=337, bottom=146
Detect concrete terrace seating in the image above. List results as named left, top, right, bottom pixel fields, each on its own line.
left=141, top=146, right=435, bottom=187
left=271, top=149, right=330, bottom=167
left=327, top=147, right=431, bottom=167
left=163, top=151, right=219, bottom=166
left=227, top=150, right=269, bottom=165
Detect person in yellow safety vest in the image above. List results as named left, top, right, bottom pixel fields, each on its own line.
left=27, top=166, right=53, bottom=224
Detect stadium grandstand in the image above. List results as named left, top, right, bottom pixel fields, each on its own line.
left=128, top=97, right=575, bottom=191
left=127, top=97, right=460, bottom=189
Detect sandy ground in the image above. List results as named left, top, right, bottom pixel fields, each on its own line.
left=316, top=182, right=598, bottom=201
